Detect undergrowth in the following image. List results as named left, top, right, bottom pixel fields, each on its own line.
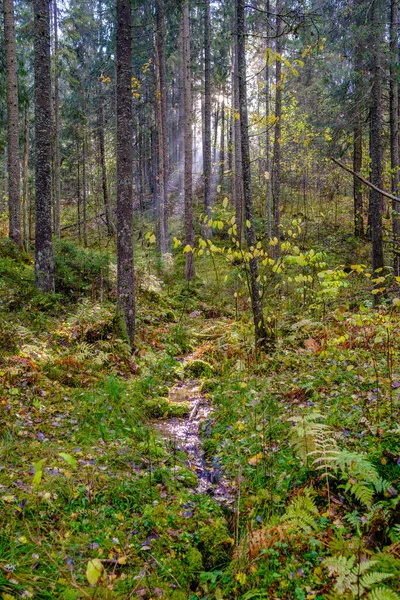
left=0, top=233, right=400, bottom=599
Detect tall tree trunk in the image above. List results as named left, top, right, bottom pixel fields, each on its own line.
left=53, top=0, right=61, bottom=238
left=265, top=0, right=272, bottom=238
left=97, top=0, right=113, bottom=237
left=353, top=113, right=363, bottom=236
left=213, top=100, right=219, bottom=164
left=81, top=75, right=88, bottom=247
left=22, top=103, right=29, bottom=251
left=34, top=0, right=55, bottom=292
left=183, top=1, right=194, bottom=281
left=82, top=135, right=87, bottom=247
left=219, top=92, right=225, bottom=188
left=236, top=0, right=269, bottom=349
left=155, top=0, right=168, bottom=254
left=98, top=87, right=113, bottom=236
left=233, top=11, right=243, bottom=241
left=3, top=0, right=22, bottom=247
left=272, top=0, right=283, bottom=259
left=353, top=0, right=364, bottom=237
left=76, top=146, right=81, bottom=243
left=203, top=0, right=212, bottom=216
left=369, top=0, right=384, bottom=281
left=390, top=0, right=400, bottom=275
left=116, top=0, right=135, bottom=348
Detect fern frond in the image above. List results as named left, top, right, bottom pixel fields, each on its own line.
left=369, top=587, right=400, bottom=600
left=360, top=572, right=392, bottom=589
left=344, top=481, right=374, bottom=508
left=281, top=487, right=319, bottom=533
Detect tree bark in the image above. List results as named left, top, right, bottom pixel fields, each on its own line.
left=353, top=113, right=363, bottom=236
left=233, top=9, right=243, bottom=242
left=369, top=0, right=384, bottom=280
left=53, top=0, right=61, bottom=238
left=183, top=1, right=195, bottom=281
left=97, top=0, right=113, bottom=237
left=203, top=0, right=212, bottom=216
left=272, top=0, right=283, bottom=259
left=219, top=92, right=225, bottom=189
left=3, top=0, right=22, bottom=247
left=22, top=103, right=29, bottom=251
left=237, top=0, right=269, bottom=349
left=265, top=0, right=272, bottom=238
left=34, top=0, right=55, bottom=292
left=116, top=0, right=135, bottom=348
left=390, top=0, right=400, bottom=275
left=155, top=0, right=168, bottom=255
left=353, top=0, right=364, bottom=237
left=98, top=86, right=113, bottom=236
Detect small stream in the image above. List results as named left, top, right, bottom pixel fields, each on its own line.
left=153, top=379, right=234, bottom=506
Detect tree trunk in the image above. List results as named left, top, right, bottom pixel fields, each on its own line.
left=353, top=0, right=364, bottom=238
left=155, top=0, right=168, bottom=255
left=34, top=0, right=55, bottom=292
left=98, top=87, right=113, bottom=236
left=237, top=0, right=269, bottom=349
left=265, top=0, right=272, bottom=238
left=390, top=0, right=400, bottom=275
left=116, top=0, right=135, bottom=348
left=203, top=0, right=212, bottom=216
left=233, top=12, right=243, bottom=242
left=369, top=0, right=384, bottom=281
left=183, top=1, right=194, bottom=281
left=272, top=0, right=283, bottom=259
left=219, top=92, right=225, bottom=189
left=3, top=0, right=22, bottom=247
left=353, top=113, right=363, bottom=236
left=22, top=103, right=29, bottom=251
left=53, top=0, right=61, bottom=238
left=82, top=135, right=87, bottom=247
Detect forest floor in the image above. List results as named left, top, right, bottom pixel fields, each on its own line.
left=1, top=235, right=400, bottom=600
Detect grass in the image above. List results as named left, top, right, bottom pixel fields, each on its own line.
left=1, top=219, right=400, bottom=599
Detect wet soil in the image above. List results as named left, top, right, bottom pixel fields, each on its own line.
left=153, top=378, right=234, bottom=506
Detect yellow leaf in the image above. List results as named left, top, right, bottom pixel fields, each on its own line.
left=235, top=572, right=247, bottom=585
left=86, top=558, right=104, bottom=586
left=222, top=197, right=228, bottom=208
left=117, top=556, right=127, bottom=565
left=248, top=452, right=263, bottom=466
left=246, top=220, right=251, bottom=229
left=183, top=244, right=192, bottom=253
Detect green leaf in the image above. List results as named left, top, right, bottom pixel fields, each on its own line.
left=33, top=470, right=43, bottom=488
left=86, top=558, right=104, bottom=586
left=34, top=459, right=46, bottom=473
left=59, top=452, right=77, bottom=469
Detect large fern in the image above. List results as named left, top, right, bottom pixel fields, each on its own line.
left=289, top=412, right=334, bottom=466
left=369, top=588, right=400, bottom=600
left=281, top=487, right=319, bottom=533
left=289, top=415, right=391, bottom=508
left=324, top=555, right=393, bottom=598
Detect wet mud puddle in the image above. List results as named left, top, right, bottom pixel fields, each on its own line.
left=153, top=379, right=234, bottom=506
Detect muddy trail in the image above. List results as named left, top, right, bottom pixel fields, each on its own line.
left=152, top=375, right=234, bottom=507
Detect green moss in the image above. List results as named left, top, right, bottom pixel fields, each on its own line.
left=145, top=397, right=191, bottom=418
left=175, top=466, right=198, bottom=488
left=184, top=359, right=214, bottom=378
left=185, top=546, right=203, bottom=578
left=170, top=591, right=188, bottom=600
left=198, top=518, right=231, bottom=568
left=199, top=378, right=220, bottom=393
